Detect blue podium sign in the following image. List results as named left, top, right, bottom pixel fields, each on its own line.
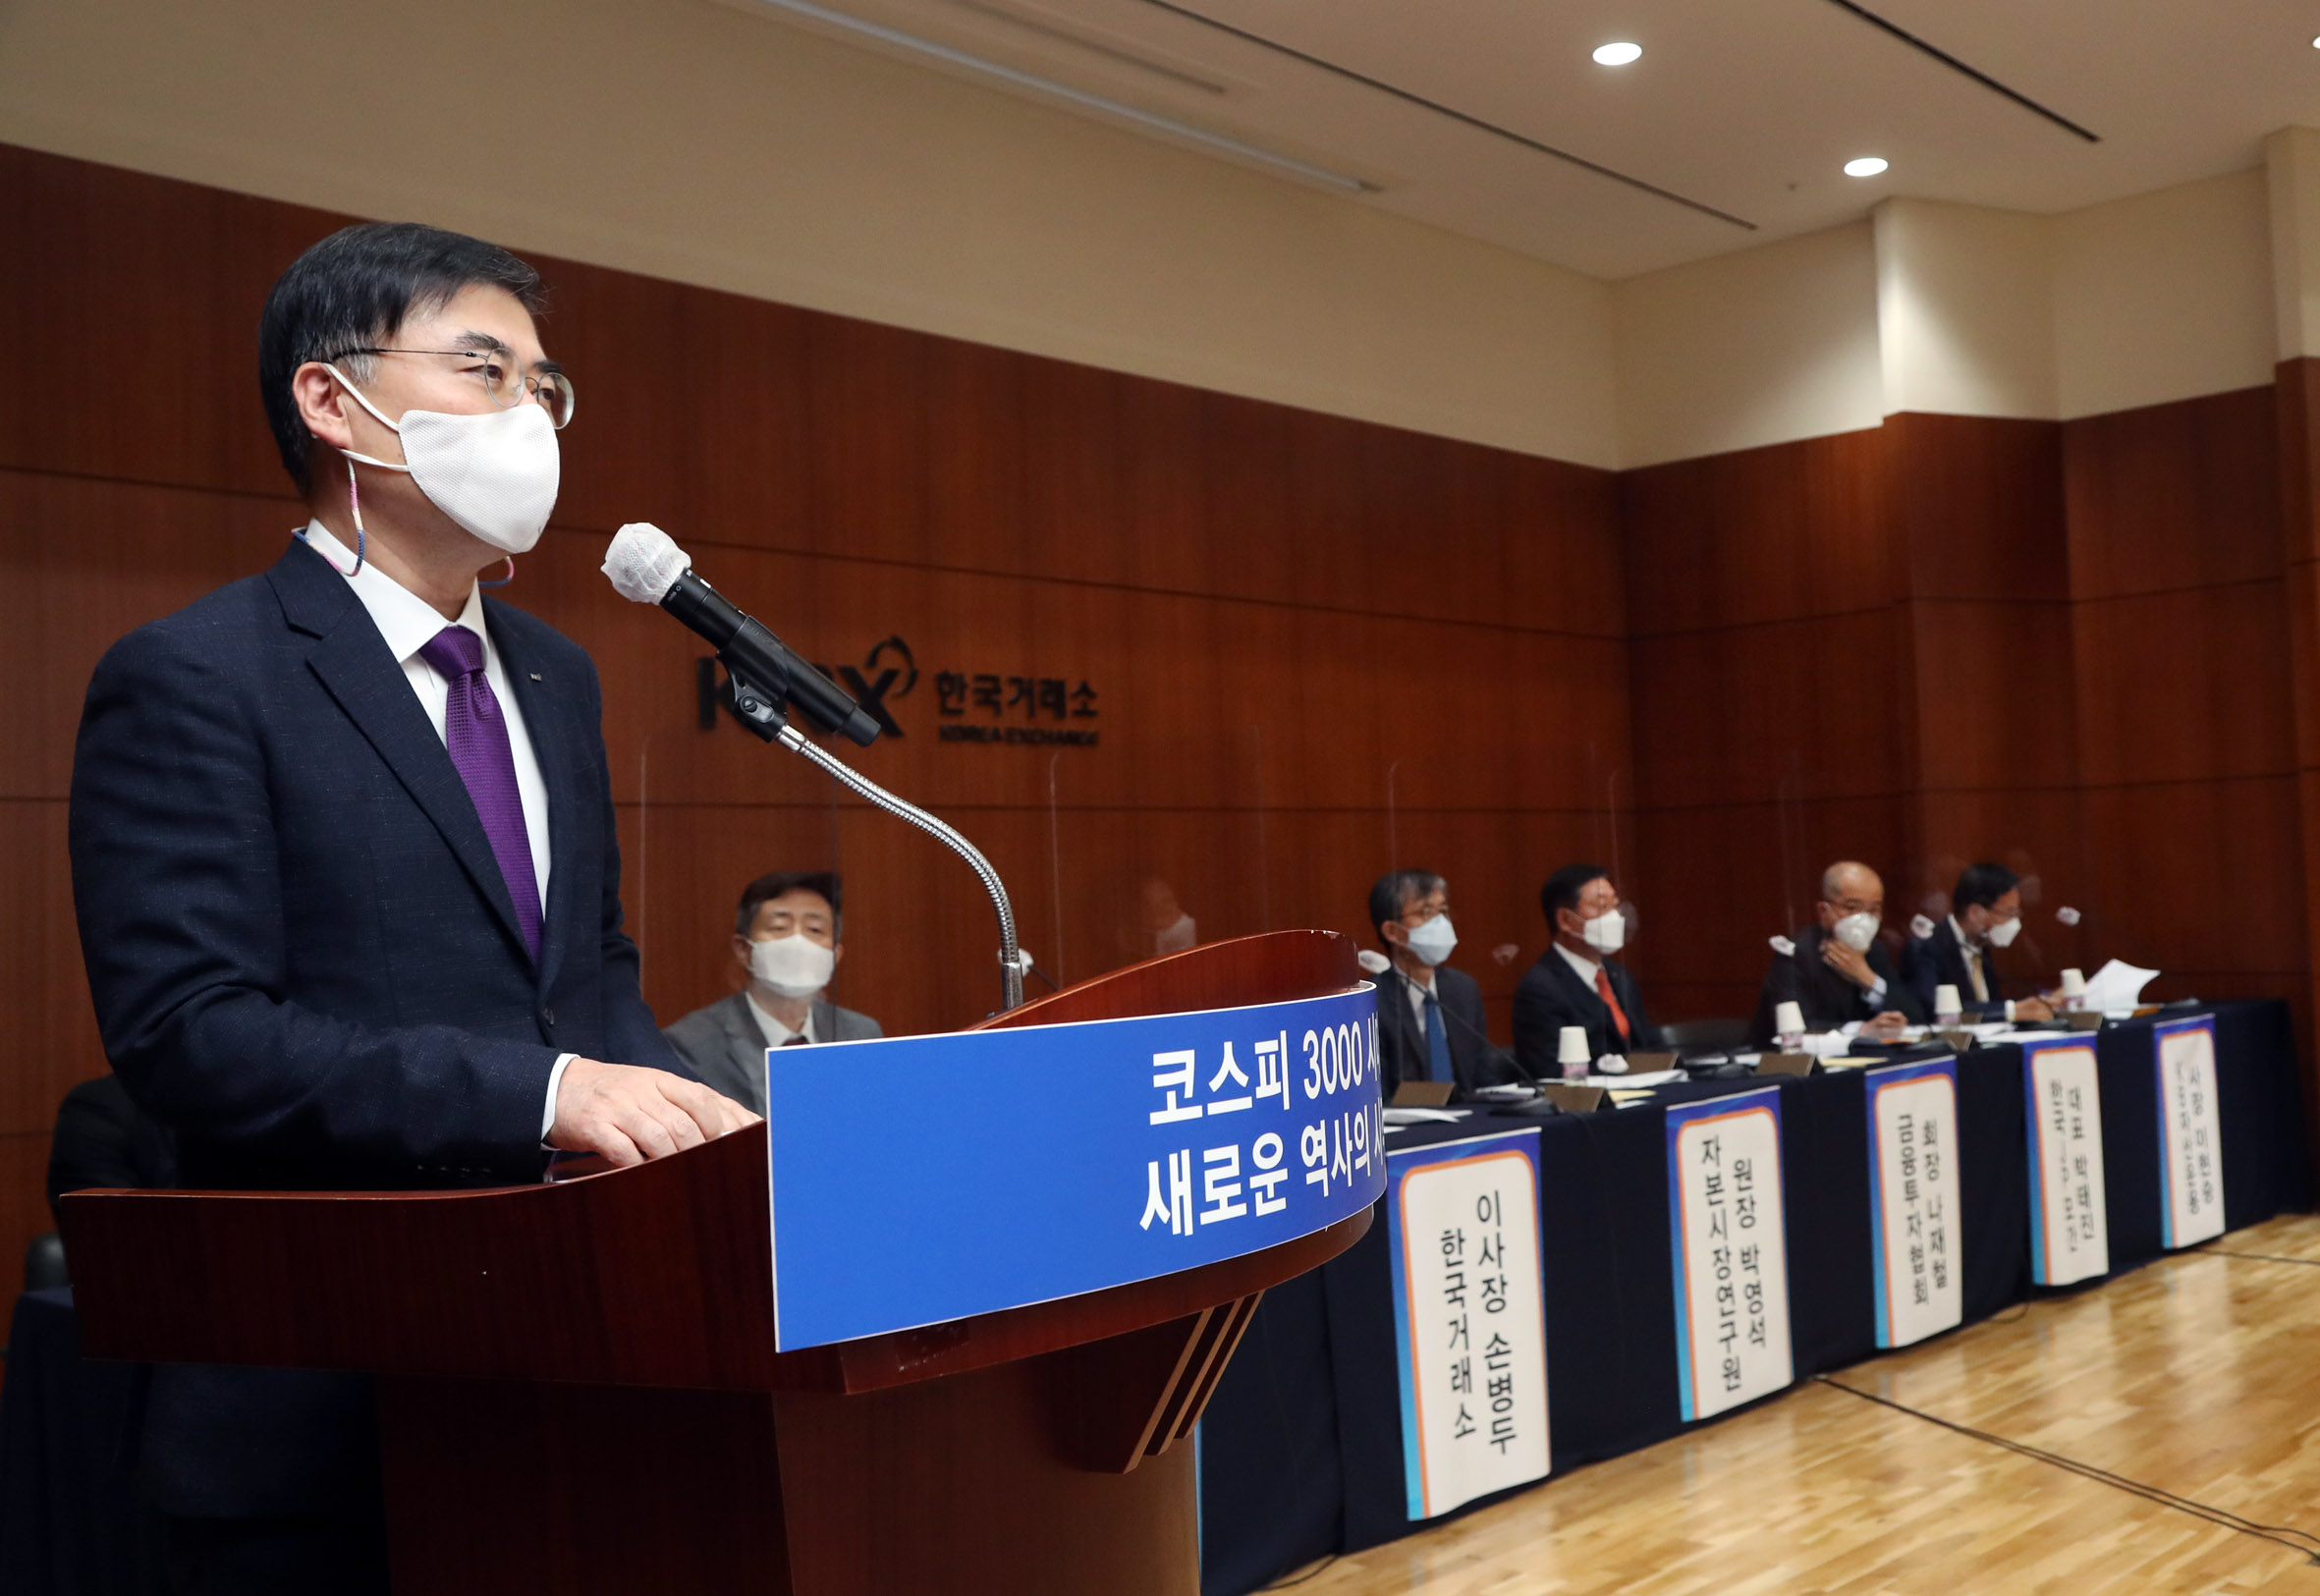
left=763, top=984, right=1385, bottom=1349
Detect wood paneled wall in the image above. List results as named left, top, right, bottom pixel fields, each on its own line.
left=1625, top=389, right=2307, bottom=1089
left=0, top=143, right=1629, bottom=1270
left=2063, top=386, right=2305, bottom=1016
left=5, top=139, right=2312, bottom=1281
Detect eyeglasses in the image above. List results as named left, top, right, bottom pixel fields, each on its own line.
left=328, top=346, right=576, bottom=429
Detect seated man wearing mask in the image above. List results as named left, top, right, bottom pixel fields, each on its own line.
left=1513, top=862, right=1662, bottom=1076
left=1903, top=860, right=2054, bottom=1022
left=1364, top=869, right=1510, bottom=1096
left=663, top=870, right=883, bottom=1114
left=1748, top=860, right=1923, bottom=1045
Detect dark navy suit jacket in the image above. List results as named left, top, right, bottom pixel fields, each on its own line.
left=1371, top=963, right=1511, bottom=1096
left=1511, top=948, right=1662, bottom=1079
left=68, top=538, right=688, bottom=1514
left=1901, top=918, right=2011, bottom=1021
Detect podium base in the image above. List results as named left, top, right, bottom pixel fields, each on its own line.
left=379, top=1353, right=1199, bottom=1594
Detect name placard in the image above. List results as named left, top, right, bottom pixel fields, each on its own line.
left=1386, top=1129, right=1550, bottom=1520
left=2020, top=1036, right=2108, bottom=1286
left=763, top=985, right=1385, bottom=1348
left=1665, top=1088, right=1793, bottom=1421
left=1864, top=1059, right=1961, bottom=1348
left=2154, top=1014, right=2225, bottom=1248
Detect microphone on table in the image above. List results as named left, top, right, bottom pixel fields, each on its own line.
left=602, top=523, right=881, bottom=747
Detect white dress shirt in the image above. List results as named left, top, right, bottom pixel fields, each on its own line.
left=746, top=989, right=819, bottom=1048
left=1554, top=940, right=1602, bottom=988
left=300, top=522, right=572, bottom=1134
left=1399, top=964, right=1439, bottom=1035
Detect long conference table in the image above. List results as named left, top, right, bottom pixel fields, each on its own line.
left=0, top=1004, right=2306, bottom=1595
left=1194, top=1000, right=2313, bottom=1596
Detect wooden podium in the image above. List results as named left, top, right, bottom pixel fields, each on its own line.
left=58, top=931, right=1372, bottom=1595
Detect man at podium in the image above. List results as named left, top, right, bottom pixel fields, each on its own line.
left=67, top=224, right=753, bottom=1591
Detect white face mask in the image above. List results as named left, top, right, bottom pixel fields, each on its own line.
left=749, top=933, right=836, bottom=1000
left=1832, top=911, right=1880, bottom=953
left=1581, top=908, right=1626, bottom=956
left=1986, top=914, right=2021, bottom=949
left=1402, top=912, right=1457, bottom=966
left=329, top=365, right=560, bottom=554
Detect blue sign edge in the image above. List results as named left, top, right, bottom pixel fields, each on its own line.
left=1383, top=1127, right=1544, bottom=1522
left=2017, top=1034, right=2092, bottom=1287
left=1861, top=1056, right=1958, bottom=1349
left=1663, top=1086, right=1782, bottom=1425
left=2149, top=1011, right=2217, bottom=1251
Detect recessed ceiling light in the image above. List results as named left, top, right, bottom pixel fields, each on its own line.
left=1592, top=41, right=1643, bottom=66
left=1844, top=156, right=1890, bottom=178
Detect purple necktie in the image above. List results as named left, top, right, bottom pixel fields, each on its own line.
left=418, top=625, right=541, bottom=962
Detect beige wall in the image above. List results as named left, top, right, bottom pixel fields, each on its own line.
left=1611, top=223, right=1884, bottom=468
left=1614, top=169, right=2275, bottom=465
left=1874, top=198, right=2056, bottom=419
left=2057, top=167, right=2274, bottom=418
left=2268, top=128, right=2320, bottom=363
left=0, top=0, right=1619, bottom=468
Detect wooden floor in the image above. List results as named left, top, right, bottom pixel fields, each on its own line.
left=1278, top=1214, right=2320, bottom=1595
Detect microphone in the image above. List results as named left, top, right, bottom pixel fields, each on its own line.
left=603, top=523, right=881, bottom=747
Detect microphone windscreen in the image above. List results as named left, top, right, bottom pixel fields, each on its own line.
left=603, top=523, right=691, bottom=604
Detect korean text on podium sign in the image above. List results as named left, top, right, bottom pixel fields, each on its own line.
left=763, top=984, right=1385, bottom=1348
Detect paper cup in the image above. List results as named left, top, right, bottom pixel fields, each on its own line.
left=1933, top=983, right=1961, bottom=1018
left=1558, top=1025, right=1591, bottom=1066
left=1774, top=1001, right=1805, bottom=1037
left=2060, top=967, right=2086, bottom=999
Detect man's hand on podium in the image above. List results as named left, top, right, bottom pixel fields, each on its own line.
left=550, top=1059, right=759, bottom=1167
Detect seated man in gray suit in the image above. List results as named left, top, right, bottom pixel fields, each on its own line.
left=662, top=870, right=883, bottom=1114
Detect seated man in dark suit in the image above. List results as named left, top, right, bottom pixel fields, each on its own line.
left=1363, top=869, right=1511, bottom=1096
left=663, top=870, right=884, bottom=1114
left=1903, top=861, right=2055, bottom=1023
left=1748, top=860, right=1923, bottom=1045
left=1512, top=863, right=1663, bottom=1076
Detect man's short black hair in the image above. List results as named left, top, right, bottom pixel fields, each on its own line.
left=257, top=222, right=545, bottom=494
left=737, top=871, right=844, bottom=937
left=1540, top=862, right=1610, bottom=924
left=1368, top=870, right=1445, bottom=947
left=1953, top=861, right=2019, bottom=915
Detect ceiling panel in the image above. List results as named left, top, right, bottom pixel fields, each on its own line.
left=730, top=0, right=2320, bottom=277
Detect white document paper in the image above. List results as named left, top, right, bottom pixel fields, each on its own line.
left=1384, top=1107, right=1472, bottom=1126
left=2081, top=959, right=2159, bottom=1014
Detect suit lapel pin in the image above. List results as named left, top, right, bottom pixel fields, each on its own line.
left=528, top=672, right=542, bottom=682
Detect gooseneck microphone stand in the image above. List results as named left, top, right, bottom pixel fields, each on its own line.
left=720, top=663, right=1025, bottom=1013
